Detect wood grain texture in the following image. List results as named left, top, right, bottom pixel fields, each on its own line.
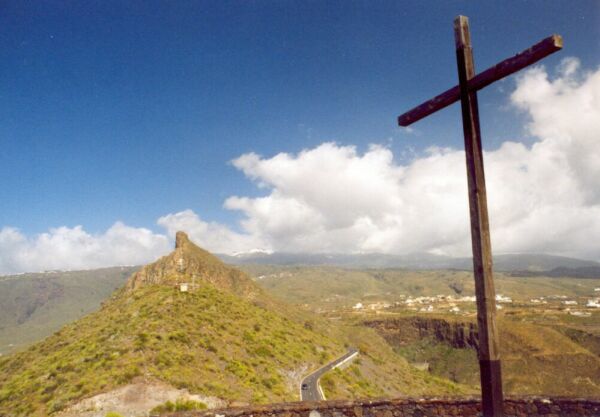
left=454, top=15, right=504, bottom=417
left=398, top=34, right=562, bottom=126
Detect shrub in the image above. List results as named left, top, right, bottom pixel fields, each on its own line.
left=150, top=398, right=207, bottom=413
left=253, top=345, right=273, bottom=358
left=225, top=360, right=250, bottom=378
left=175, top=399, right=207, bottom=411
left=167, top=331, right=191, bottom=344
left=47, top=399, right=66, bottom=413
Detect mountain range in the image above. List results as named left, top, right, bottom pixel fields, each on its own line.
left=219, top=251, right=600, bottom=272
left=2, top=250, right=598, bottom=356
left=0, top=266, right=139, bottom=355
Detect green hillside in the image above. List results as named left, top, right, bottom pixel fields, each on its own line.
left=0, top=233, right=467, bottom=417
left=242, top=265, right=600, bottom=308
left=242, top=265, right=600, bottom=397
left=366, top=315, right=600, bottom=396
left=0, top=267, right=137, bottom=355
left=2, top=263, right=598, bottom=357
left=0, top=281, right=344, bottom=416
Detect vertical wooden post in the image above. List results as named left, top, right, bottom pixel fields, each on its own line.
left=454, top=16, right=504, bottom=417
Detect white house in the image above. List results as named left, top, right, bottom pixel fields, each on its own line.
left=586, top=299, right=600, bottom=308
left=495, top=294, right=513, bottom=303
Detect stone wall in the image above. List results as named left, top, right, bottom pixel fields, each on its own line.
left=162, top=397, right=600, bottom=417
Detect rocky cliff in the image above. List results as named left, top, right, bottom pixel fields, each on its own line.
left=364, top=317, right=479, bottom=351
left=126, top=231, right=259, bottom=298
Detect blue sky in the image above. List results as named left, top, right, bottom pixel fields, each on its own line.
left=1, top=2, right=599, bottom=272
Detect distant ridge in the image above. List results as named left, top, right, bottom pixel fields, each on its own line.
left=510, top=265, right=600, bottom=279
left=0, top=266, right=138, bottom=355
left=218, top=251, right=599, bottom=272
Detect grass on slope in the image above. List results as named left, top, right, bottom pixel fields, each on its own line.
left=499, top=320, right=600, bottom=395
left=320, top=324, right=472, bottom=399
left=368, top=314, right=600, bottom=397
left=395, top=336, right=479, bottom=386
left=0, top=282, right=344, bottom=417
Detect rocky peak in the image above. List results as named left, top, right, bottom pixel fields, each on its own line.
left=125, top=231, right=259, bottom=298
left=175, top=231, right=189, bottom=249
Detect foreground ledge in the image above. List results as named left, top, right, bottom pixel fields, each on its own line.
left=161, top=396, right=600, bottom=417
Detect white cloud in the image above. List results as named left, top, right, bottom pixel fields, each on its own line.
left=157, top=209, right=266, bottom=254
left=218, top=143, right=471, bottom=255
left=0, top=223, right=169, bottom=275
left=1, top=58, right=599, bottom=274
left=216, top=58, right=600, bottom=259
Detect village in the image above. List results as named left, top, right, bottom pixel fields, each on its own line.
left=347, top=290, right=600, bottom=318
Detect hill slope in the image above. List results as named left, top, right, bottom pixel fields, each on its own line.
left=0, top=281, right=346, bottom=416
left=0, top=233, right=345, bottom=416
left=0, top=267, right=137, bottom=355
left=366, top=316, right=600, bottom=396
left=0, top=232, right=465, bottom=417
left=244, top=265, right=600, bottom=309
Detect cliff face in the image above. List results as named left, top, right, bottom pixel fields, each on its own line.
left=126, top=231, right=260, bottom=298
left=364, top=317, right=479, bottom=351
left=365, top=316, right=600, bottom=397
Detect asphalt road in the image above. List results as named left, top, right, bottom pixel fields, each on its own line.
left=300, top=348, right=359, bottom=401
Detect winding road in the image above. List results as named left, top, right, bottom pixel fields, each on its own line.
left=300, top=348, right=359, bottom=401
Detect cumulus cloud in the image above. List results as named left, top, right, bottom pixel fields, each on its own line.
left=157, top=209, right=266, bottom=254
left=215, top=57, right=600, bottom=259
left=1, top=58, right=598, bottom=274
left=0, top=223, right=170, bottom=275
left=222, top=144, right=469, bottom=254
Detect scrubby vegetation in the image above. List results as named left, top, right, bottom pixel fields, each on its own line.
left=0, top=271, right=472, bottom=415
left=242, top=265, right=600, bottom=397
left=242, top=265, right=600, bottom=309
left=7, top=235, right=595, bottom=416
left=0, top=266, right=137, bottom=355
left=150, top=398, right=207, bottom=413
left=319, top=324, right=470, bottom=399
left=367, top=315, right=600, bottom=396
left=0, top=282, right=343, bottom=416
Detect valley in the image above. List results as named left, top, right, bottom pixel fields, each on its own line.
left=239, top=265, right=600, bottom=398
left=0, top=267, right=138, bottom=355
left=1, top=242, right=599, bottom=416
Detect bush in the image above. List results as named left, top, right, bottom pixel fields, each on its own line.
left=47, top=399, right=66, bottom=413
left=253, top=345, right=273, bottom=358
left=150, top=398, right=207, bottom=413
left=167, top=331, right=191, bottom=344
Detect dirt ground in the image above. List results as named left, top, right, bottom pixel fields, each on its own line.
left=57, top=378, right=225, bottom=417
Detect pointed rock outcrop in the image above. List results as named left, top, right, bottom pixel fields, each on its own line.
left=175, top=230, right=189, bottom=249
left=126, top=231, right=259, bottom=298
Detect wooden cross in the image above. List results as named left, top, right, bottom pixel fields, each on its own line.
left=397, top=16, right=562, bottom=417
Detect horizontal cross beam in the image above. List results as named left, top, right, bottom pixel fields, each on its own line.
left=398, top=34, right=562, bottom=127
